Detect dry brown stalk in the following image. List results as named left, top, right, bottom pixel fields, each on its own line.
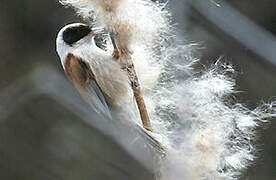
left=111, top=34, right=153, bottom=132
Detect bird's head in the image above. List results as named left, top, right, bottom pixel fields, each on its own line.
left=56, top=23, right=94, bottom=65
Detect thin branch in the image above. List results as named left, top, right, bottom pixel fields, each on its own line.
left=110, top=33, right=153, bottom=132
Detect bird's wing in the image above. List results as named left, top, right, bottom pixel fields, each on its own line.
left=64, top=53, right=112, bottom=118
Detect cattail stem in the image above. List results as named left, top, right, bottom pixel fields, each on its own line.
left=111, top=33, right=153, bottom=132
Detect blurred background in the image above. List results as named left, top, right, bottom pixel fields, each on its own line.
left=0, top=0, right=275, bottom=179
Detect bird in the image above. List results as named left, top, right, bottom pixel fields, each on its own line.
left=56, top=23, right=139, bottom=121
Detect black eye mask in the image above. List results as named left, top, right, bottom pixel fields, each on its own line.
left=63, top=25, right=92, bottom=46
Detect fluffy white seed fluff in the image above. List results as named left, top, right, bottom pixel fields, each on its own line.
left=59, top=0, right=276, bottom=179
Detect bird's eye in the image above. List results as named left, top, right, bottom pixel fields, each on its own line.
left=63, top=25, right=91, bottom=46
left=94, top=33, right=108, bottom=51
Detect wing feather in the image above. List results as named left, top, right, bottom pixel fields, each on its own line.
left=64, top=53, right=111, bottom=118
